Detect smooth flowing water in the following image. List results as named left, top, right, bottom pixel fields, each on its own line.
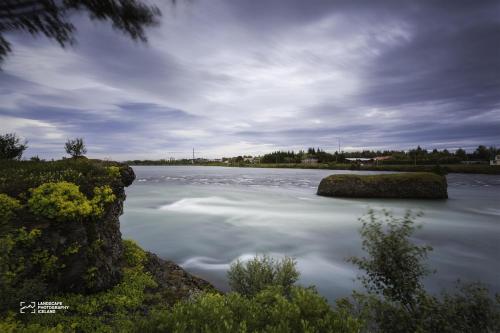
left=121, top=166, right=500, bottom=302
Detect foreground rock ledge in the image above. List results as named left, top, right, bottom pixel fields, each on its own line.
left=317, top=172, right=448, bottom=199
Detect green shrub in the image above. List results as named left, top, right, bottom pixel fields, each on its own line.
left=0, top=315, right=65, bottom=333
left=0, top=194, right=21, bottom=234
left=138, top=286, right=362, bottom=333
left=0, top=193, right=21, bottom=222
left=348, top=209, right=432, bottom=307
left=228, top=255, right=299, bottom=297
left=27, top=182, right=115, bottom=222
left=28, top=182, right=93, bottom=221
left=106, top=166, right=121, bottom=178
left=346, top=210, right=500, bottom=332
left=90, top=185, right=116, bottom=217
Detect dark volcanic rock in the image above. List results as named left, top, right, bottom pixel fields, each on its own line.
left=317, top=172, right=448, bottom=199
left=35, top=164, right=136, bottom=293
left=143, top=252, right=216, bottom=303
left=119, top=164, right=136, bottom=187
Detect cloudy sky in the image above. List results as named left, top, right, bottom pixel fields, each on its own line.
left=1, top=0, right=499, bottom=160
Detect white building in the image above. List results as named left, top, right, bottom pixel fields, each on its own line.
left=491, top=155, right=500, bottom=166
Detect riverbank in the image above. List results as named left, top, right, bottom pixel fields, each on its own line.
left=127, top=162, right=500, bottom=175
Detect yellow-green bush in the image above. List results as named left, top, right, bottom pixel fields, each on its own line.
left=90, top=185, right=116, bottom=217
left=0, top=193, right=21, bottom=223
left=28, top=182, right=115, bottom=222
left=106, top=166, right=121, bottom=179
left=28, top=182, right=92, bottom=221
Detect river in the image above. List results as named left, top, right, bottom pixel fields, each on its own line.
left=121, top=166, right=500, bottom=302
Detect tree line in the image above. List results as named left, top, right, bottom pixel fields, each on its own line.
left=260, top=146, right=499, bottom=164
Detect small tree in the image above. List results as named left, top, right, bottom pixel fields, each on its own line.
left=0, top=133, right=27, bottom=160
left=349, top=209, right=432, bottom=311
left=346, top=210, right=500, bottom=332
left=65, top=138, right=87, bottom=158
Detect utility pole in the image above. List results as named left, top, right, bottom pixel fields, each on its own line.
left=192, top=148, right=195, bottom=165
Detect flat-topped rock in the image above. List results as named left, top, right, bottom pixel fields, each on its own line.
left=317, top=172, right=448, bottom=199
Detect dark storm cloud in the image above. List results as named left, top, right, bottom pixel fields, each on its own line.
left=0, top=0, right=499, bottom=159
left=359, top=2, right=500, bottom=113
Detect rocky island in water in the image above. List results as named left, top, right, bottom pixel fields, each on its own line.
left=317, top=172, right=448, bottom=199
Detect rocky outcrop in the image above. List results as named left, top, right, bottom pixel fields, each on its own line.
left=317, top=172, right=448, bottom=199
left=143, top=252, right=216, bottom=303
left=17, top=162, right=135, bottom=293
left=0, top=159, right=214, bottom=301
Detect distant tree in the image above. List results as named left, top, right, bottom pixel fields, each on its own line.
left=0, top=0, right=162, bottom=66
left=0, top=133, right=27, bottom=160
left=473, top=145, right=490, bottom=160
left=488, top=146, right=498, bottom=159
left=455, top=148, right=467, bottom=160
left=65, top=138, right=87, bottom=158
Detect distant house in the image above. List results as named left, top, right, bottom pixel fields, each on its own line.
left=491, top=155, right=500, bottom=166
left=374, top=156, right=392, bottom=162
left=373, top=156, right=392, bottom=165
left=302, top=158, right=319, bottom=164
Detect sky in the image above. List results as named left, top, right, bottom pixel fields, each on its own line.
left=0, top=0, right=499, bottom=160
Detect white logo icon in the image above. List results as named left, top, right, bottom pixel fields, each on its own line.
left=20, top=301, right=36, bottom=314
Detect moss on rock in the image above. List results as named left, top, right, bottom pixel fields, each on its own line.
left=317, top=172, right=448, bottom=199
